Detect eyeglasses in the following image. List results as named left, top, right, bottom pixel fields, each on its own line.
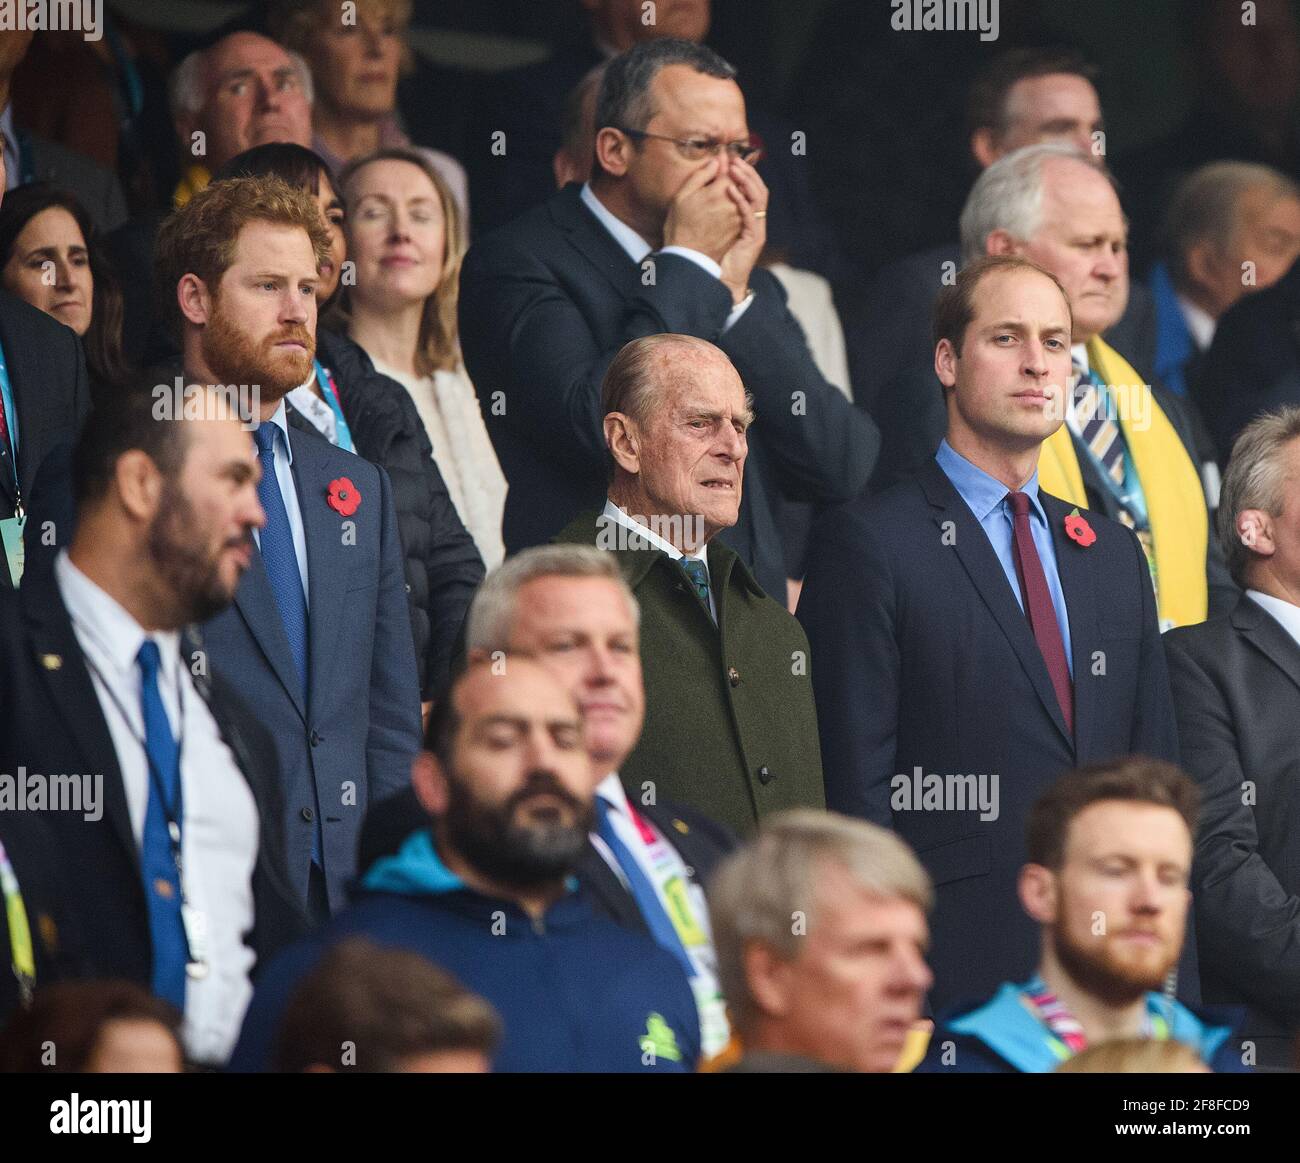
left=615, top=126, right=761, bottom=164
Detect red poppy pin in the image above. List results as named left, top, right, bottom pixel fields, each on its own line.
left=1064, top=507, right=1096, bottom=547
left=326, top=477, right=361, bottom=517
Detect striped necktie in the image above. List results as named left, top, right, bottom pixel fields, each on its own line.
left=1072, top=361, right=1126, bottom=487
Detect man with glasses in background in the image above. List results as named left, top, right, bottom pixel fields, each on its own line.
left=459, top=38, right=878, bottom=604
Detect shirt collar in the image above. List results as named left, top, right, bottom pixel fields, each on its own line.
left=1070, top=342, right=1090, bottom=373
left=56, top=550, right=181, bottom=679
left=1246, top=589, right=1300, bottom=648
left=935, top=439, right=1047, bottom=526
left=1175, top=293, right=1217, bottom=351
left=596, top=770, right=629, bottom=811
left=265, top=398, right=294, bottom=466
left=581, top=182, right=652, bottom=264
left=602, top=497, right=709, bottom=563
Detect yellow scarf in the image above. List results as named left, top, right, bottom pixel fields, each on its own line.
left=173, top=163, right=211, bottom=209
left=1037, top=337, right=1207, bottom=629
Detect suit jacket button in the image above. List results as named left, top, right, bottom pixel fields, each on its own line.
left=310, top=729, right=322, bottom=746
left=728, top=666, right=741, bottom=687
left=301, top=807, right=315, bottom=822
left=757, top=765, right=773, bottom=785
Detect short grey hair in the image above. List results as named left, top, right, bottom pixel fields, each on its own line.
left=709, top=810, right=932, bottom=1033
left=169, top=40, right=314, bottom=127
left=1217, top=407, right=1300, bottom=587
left=960, top=142, right=1113, bottom=266
left=1164, top=161, right=1300, bottom=291
left=595, top=38, right=735, bottom=149
left=465, top=545, right=640, bottom=653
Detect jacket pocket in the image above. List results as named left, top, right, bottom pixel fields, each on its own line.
left=916, top=833, right=992, bottom=887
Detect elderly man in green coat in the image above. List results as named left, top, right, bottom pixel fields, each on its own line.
left=556, top=333, right=824, bottom=835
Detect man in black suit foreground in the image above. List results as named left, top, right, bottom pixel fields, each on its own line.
left=1166, top=406, right=1300, bottom=1068
left=459, top=37, right=877, bottom=601
left=798, top=255, right=1183, bottom=1013
left=363, top=543, right=737, bottom=1058
left=0, top=385, right=303, bottom=1066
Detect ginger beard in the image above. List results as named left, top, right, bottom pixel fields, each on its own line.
left=201, top=288, right=315, bottom=404
left=1049, top=890, right=1182, bottom=1006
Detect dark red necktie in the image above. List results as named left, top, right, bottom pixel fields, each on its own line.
left=1007, top=490, right=1074, bottom=735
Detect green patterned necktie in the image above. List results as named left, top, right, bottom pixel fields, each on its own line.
left=679, top=557, right=711, bottom=609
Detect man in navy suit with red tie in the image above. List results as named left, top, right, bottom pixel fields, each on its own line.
left=798, top=255, right=1183, bottom=1013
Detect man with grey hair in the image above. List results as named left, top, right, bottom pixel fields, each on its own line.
left=549, top=332, right=825, bottom=837
left=1152, top=162, right=1300, bottom=400
left=360, top=542, right=739, bottom=1055
left=709, top=809, right=933, bottom=1073
left=1165, top=405, right=1300, bottom=1068
left=459, top=37, right=877, bottom=604
left=958, top=142, right=1228, bottom=629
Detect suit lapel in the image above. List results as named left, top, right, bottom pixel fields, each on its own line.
left=920, top=461, right=1074, bottom=748
left=0, top=293, right=35, bottom=507
left=291, top=429, right=349, bottom=703
left=1235, top=595, right=1300, bottom=696
left=551, top=185, right=641, bottom=297
left=1041, top=492, right=1097, bottom=756
left=232, top=552, right=307, bottom=720
left=22, top=580, right=137, bottom=873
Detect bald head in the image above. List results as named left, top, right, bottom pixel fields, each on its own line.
left=602, top=335, right=752, bottom=550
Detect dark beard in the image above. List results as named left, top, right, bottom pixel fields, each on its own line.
left=1051, top=921, right=1177, bottom=1007
left=147, top=481, right=246, bottom=623
left=443, top=770, right=593, bottom=888
left=202, top=298, right=314, bottom=407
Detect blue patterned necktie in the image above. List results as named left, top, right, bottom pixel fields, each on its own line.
left=137, top=639, right=188, bottom=1011
left=1072, top=361, right=1126, bottom=487
left=679, top=557, right=712, bottom=615
left=595, top=797, right=695, bottom=980
left=254, top=422, right=308, bottom=698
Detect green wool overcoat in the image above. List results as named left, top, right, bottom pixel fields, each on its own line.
left=557, top=510, right=825, bottom=836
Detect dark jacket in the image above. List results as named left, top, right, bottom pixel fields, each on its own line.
left=557, top=509, right=824, bottom=837
left=229, top=831, right=702, bottom=1073
left=797, top=460, right=1186, bottom=1012
left=1196, top=253, right=1300, bottom=460
left=296, top=330, right=484, bottom=696
left=0, top=582, right=306, bottom=1003
left=0, top=287, right=90, bottom=583
left=459, top=183, right=879, bottom=601
left=357, top=785, right=739, bottom=937
left=917, top=982, right=1248, bottom=1073
left=1165, top=596, right=1300, bottom=1068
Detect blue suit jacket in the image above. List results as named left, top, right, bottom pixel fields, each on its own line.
left=798, top=459, right=1185, bottom=1011
left=202, top=422, right=421, bottom=912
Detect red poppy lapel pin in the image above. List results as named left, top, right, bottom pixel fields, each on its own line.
left=326, top=477, right=361, bottom=517
left=1064, top=507, right=1096, bottom=547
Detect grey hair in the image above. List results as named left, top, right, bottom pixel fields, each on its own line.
left=169, top=41, right=314, bottom=126
left=1164, top=161, right=1300, bottom=291
left=595, top=38, right=735, bottom=148
left=1217, top=407, right=1300, bottom=587
left=960, top=141, right=1112, bottom=266
left=708, top=810, right=933, bottom=1034
left=465, top=545, right=641, bottom=653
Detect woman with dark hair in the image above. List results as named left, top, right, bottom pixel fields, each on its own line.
left=212, top=143, right=483, bottom=702
left=0, top=183, right=130, bottom=395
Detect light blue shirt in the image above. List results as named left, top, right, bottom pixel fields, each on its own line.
left=252, top=400, right=309, bottom=603
left=0, top=337, right=18, bottom=475
left=936, top=440, right=1073, bottom=676
left=0, top=104, right=19, bottom=190
left=579, top=182, right=754, bottom=331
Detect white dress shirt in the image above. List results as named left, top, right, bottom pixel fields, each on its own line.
left=592, top=773, right=730, bottom=1055
left=601, top=498, right=716, bottom=620
left=56, top=552, right=259, bottom=1067
left=1177, top=293, right=1217, bottom=352
left=1247, top=589, right=1300, bottom=648
left=253, top=400, right=310, bottom=602
left=580, top=182, right=754, bottom=332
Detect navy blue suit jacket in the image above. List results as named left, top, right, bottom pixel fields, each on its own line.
left=797, top=459, right=1184, bottom=1011
left=458, top=183, right=879, bottom=600
left=201, top=422, right=421, bottom=912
